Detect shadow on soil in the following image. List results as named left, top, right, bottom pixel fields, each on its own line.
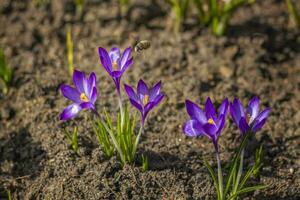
left=0, top=126, right=46, bottom=196
left=228, top=17, right=300, bottom=65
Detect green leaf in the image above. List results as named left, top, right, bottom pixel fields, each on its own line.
left=7, top=190, right=12, bottom=200
left=204, top=160, right=221, bottom=199
left=104, top=109, right=113, bottom=130
left=228, top=184, right=268, bottom=200
left=93, top=119, right=114, bottom=158
left=0, top=48, right=12, bottom=93
left=286, top=0, right=300, bottom=28
left=224, top=133, right=250, bottom=197
left=66, top=26, right=74, bottom=76
left=64, top=126, right=78, bottom=153
left=142, top=154, right=149, bottom=171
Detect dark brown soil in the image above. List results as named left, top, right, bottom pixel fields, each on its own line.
left=0, top=0, right=299, bottom=199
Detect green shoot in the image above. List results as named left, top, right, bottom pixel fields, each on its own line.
left=33, top=0, right=48, bottom=7
left=119, top=0, right=130, bottom=9
left=74, top=0, right=84, bottom=17
left=166, top=0, right=190, bottom=32
left=228, top=184, right=268, bottom=200
left=286, top=0, right=300, bottom=28
left=7, top=190, right=12, bottom=200
left=100, top=104, right=140, bottom=165
left=93, top=114, right=114, bottom=158
left=141, top=154, right=149, bottom=171
left=64, top=126, right=79, bottom=153
left=205, top=133, right=267, bottom=200
left=0, top=48, right=12, bottom=94
left=116, top=104, right=138, bottom=164
left=193, top=0, right=255, bottom=36
left=226, top=135, right=266, bottom=199
left=118, top=0, right=130, bottom=18
left=66, top=26, right=74, bottom=76
left=204, top=160, right=221, bottom=199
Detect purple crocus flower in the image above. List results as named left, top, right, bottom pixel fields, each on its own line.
left=183, top=97, right=228, bottom=150
left=124, top=80, right=164, bottom=124
left=230, top=96, right=270, bottom=134
left=60, top=70, right=97, bottom=120
left=98, top=46, right=133, bottom=95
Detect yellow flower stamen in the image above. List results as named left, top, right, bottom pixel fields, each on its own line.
left=208, top=118, right=214, bottom=125
left=246, top=113, right=251, bottom=124
left=80, top=93, right=89, bottom=102
left=143, top=95, right=149, bottom=105
left=112, top=61, right=118, bottom=71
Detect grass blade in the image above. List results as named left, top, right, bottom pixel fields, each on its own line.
left=228, top=184, right=268, bottom=200
left=204, top=160, right=221, bottom=199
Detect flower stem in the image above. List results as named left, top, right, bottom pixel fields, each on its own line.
left=233, top=147, right=245, bottom=194
left=133, top=123, right=144, bottom=158
left=215, top=145, right=224, bottom=200
left=118, top=95, right=124, bottom=129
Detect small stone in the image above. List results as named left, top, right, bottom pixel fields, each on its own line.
left=157, top=116, right=161, bottom=121
left=219, top=66, right=233, bottom=78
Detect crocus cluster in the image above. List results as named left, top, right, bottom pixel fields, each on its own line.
left=183, top=96, right=270, bottom=149
left=60, top=46, right=164, bottom=164
left=183, top=96, right=270, bottom=200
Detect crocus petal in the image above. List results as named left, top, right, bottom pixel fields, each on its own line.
left=137, top=79, right=149, bottom=95
left=143, top=102, right=156, bottom=121
left=73, top=70, right=88, bottom=94
left=109, top=47, right=120, bottom=63
left=90, top=87, right=97, bottom=104
left=252, top=119, right=267, bottom=133
left=98, top=47, right=113, bottom=73
left=129, top=98, right=143, bottom=113
left=124, top=84, right=139, bottom=102
left=143, top=95, right=164, bottom=123
left=144, top=101, right=155, bottom=111
left=152, top=93, right=164, bottom=106
left=185, top=100, right=207, bottom=124
left=202, top=123, right=217, bottom=140
left=239, top=117, right=250, bottom=134
left=60, top=84, right=81, bottom=103
left=205, top=97, right=217, bottom=122
left=218, top=98, right=229, bottom=119
left=119, top=47, right=132, bottom=69
left=88, top=72, right=96, bottom=98
left=183, top=120, right=204, bottom=137
left=111, top=71, right=123, bottom=78
left=120, top=56, right=133, bottom=73
left=252, top=108, right=270, bottom=129
left=149, top=81, right=161, bottom=101
left=60, top=104, right=81, bottom=120
left=230, top=98, right=245, bottom=126
left=247, top=96, right=260, bottom=124
left=255, top=108, right=271, bottom=122
left=216, top=114, right=226, bottom=137
left=80, top=102, right=95, bottom=110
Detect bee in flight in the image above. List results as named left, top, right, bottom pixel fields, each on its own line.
left=134, top=40, right=151, bottom=54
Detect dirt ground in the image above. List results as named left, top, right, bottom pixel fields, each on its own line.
left=0, top=0, right=299, bottom=199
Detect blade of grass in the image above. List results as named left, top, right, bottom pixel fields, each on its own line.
left=204, top=160, right=221, bottom=200
left=228, top=184, right=268, bottom=200
left=66, top=26, right=74, bottom=76
left=224, top=133, right=250, bottom=197
left=286, top=0, right=300, bottom=28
